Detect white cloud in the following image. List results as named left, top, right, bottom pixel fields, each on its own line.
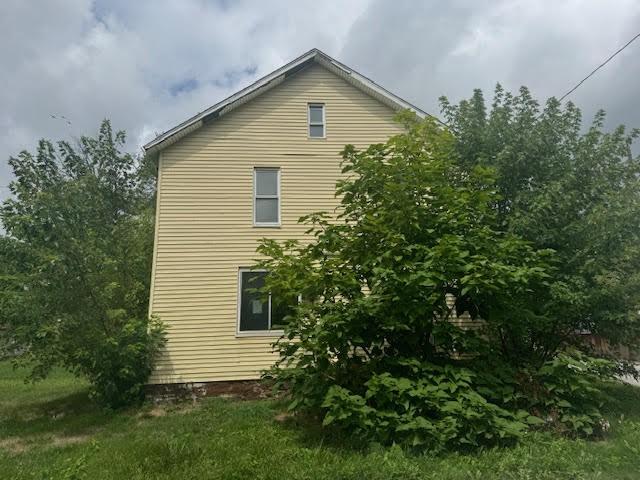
left=0, top=0, right=370, bottom=201
left=1, top=0, right=640, bottom=206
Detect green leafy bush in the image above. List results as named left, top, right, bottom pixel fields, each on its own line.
left=259, top=117, right=553, bottom=449
left=321, top=362, right=533, bottom=451
left=440, top=86, right=640, bottom=354
left=70, top=315, right=166, bottom=407
left=523, top=352, right=617, bottom=437
left=258, top=103, right=635, bottom=448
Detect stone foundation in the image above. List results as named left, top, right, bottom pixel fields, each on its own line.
left=146, top=380, right=274, bottom=403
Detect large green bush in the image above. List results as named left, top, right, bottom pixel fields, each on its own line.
left=0, top=120, right=164, bottom=407
left=258, top=98, right=636, bottom=448
left=258, top=116, right=556, bottom=448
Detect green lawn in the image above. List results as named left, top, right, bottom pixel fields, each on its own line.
left=1, top=361, right=640, bottom=479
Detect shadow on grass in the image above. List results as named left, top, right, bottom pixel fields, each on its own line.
left=270, top=403, right=370, bottom=454
left=1, top=389, right=118, bottom=441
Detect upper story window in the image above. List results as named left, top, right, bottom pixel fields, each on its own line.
left=308, top=103, right=325, bottom=138
left=254, top=167, right=280, bottom=226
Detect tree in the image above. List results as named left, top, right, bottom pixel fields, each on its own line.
left=0, top=236, right=34, bottom=357
left=256, top=115, right=554, bottom=448
left=0, top=120, right=164, bottom=407
left=440, top=86, right=640, bottom=356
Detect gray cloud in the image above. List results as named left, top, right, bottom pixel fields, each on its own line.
left=340, top=0, right=640, bottom=129
left=2, top=0, right=640, bottom=206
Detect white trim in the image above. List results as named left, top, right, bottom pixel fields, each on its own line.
left=147, top=152, right=163, bottom=318
left=143, top=48, right=426, bottom=155
left=253, top=167, right=281, bottom=227
left=236, top=330, right=284, bottom=338
left=308, top=103, right=326, bottom=139
left=236, top=267, right=284, bottom=337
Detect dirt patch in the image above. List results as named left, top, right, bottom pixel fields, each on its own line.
left=274, top=412, right=293, bottom=423
left=0, top=432, right=94, bottom=455
left=0, top=437, right=29, bottom=455
left=50, top=434, right=91, bottom=448
left=136, top=403, right=199, bottom=424
left=147, top=406, right=168, bottom=417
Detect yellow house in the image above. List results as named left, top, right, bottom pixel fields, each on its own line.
left=144, top=49, right=425, bottom=385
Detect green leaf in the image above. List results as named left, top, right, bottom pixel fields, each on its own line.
left=526, top=415, right=546, bottom=426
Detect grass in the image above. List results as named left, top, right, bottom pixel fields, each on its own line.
left=1, top=361, right=640, bottom=479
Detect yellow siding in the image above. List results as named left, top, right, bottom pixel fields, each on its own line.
left=150, top=63, right=403, bottom=383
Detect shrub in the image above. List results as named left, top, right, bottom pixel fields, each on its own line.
left=0, top=120, right=164, bottom=408
left=258, top=108, right=633, bottom=448
left=522, top=351, right=617, bottom=437
left=69, top=315, right=166, bottom=407
left=321, top=361, right=533, bottom=451
left=440, top=86, right=640, bottom=354
left=259, top=116, right=553, bottom=449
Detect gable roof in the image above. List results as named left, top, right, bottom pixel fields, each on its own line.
left=143, top=48, right=426, bottom=155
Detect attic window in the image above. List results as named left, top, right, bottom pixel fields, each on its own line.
left=308, top=104, right=325, bottom=138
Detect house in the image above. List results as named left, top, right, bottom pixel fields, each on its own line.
left=144, top=48, right=425, bottom=385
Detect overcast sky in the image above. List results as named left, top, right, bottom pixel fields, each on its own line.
left=2, top=0, right=640, bottom=203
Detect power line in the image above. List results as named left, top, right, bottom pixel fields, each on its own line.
left=557, top=30, right=640, bottom=103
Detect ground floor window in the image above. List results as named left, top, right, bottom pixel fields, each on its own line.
left=238, top=269, right=293, bottom=332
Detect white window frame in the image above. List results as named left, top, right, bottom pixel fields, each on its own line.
left=308, top=103, right=326, bottom=139
left=236, top=268, right=284, bottom=337
left=253, top=167, right=281, bottom=227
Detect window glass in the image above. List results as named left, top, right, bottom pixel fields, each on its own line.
left=309, top=105, right=324, bottom=124
left=309, top=124, right=324, bottom=138
left=254, top=168, right=279, bottom=225
left=309, top=104, right=325, bottom=138
left=239, top=271, right=298, bottom=332
left=239, top=271, right=269, bottom=331
left=255, top=198, right=278, bottom=224
left=255, top=169, right=278, bottom=196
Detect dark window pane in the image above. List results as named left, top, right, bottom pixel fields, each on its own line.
left=255, top=198, right=278, bottom=224
left=271, top=295, right=297, bottom=330
left=255, top=169, right=278, bottom=196
left=309, top=124, right=324, bottom=138
left=309, top=105, right=324, bottom=124
left=240, top=272, right=269, bottom=331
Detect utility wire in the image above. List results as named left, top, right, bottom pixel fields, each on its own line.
left=434, top=30, right=640, bottom=131
left=557, top=30, right=640, bottom=103
left=440, top=31, right=640, bottom=130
